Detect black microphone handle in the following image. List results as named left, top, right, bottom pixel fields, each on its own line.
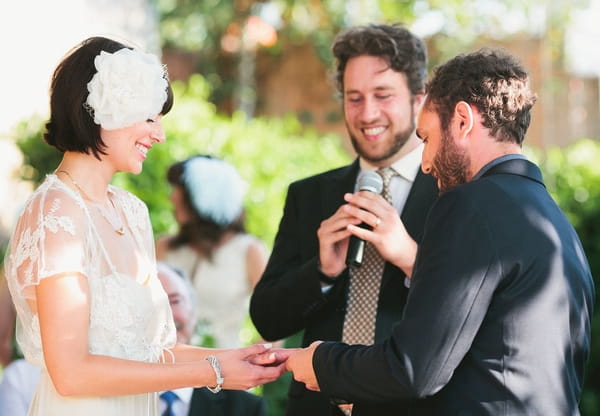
left=344, top=171, right=383, bottom=268
left=346, top=222, right=371, bottom=267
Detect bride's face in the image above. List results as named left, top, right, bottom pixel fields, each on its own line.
left=100, top=116, right=166, bottom=174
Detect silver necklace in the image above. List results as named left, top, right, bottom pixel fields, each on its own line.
left=56, top=170, right=125, bottom=236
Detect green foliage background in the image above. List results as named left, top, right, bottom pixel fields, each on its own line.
left=11, top=77, right=600, bottom=415
left=121, top=75, right=352, bottom=245
left=534, top=139, right=600, bottom=416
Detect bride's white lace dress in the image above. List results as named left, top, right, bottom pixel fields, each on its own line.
left=4, top=174, right=176, bottom=415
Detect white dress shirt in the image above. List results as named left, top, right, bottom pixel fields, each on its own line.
left=358, top=142, right=424, bottom=213
left=159, top=387, right=193, bottom=416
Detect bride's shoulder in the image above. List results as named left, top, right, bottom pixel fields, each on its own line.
left=11, top=176, right=88, bottom=239
left=22, top=175, right=84, bottom=215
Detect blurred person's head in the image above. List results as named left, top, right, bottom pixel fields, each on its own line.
left=157, top=262, right=197, bottom=344
left=418, top=48, right=536, bottom=193
left=166, top=155, right=247, bottom=258
left=44, top=36, right=173, bottom=161
left=332, top=23, right=427, bottom=167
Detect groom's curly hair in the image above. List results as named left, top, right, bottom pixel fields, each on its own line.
left=425, top=48, right=537, bottom=145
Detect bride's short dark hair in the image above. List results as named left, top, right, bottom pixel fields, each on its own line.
left=43, top=36, right=174, bottom=159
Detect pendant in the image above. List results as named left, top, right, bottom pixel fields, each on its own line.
left=140, top=274, right=151, bottom=286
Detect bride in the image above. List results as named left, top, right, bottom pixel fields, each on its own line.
left=3, top=36, right=288, bottom=415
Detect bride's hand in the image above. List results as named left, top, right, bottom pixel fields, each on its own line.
left=247, top=345, right=298, bottom=366
left=215, top=344, right=288, bottom=390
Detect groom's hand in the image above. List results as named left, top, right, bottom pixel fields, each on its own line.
left=286, top=341, right=322, bottom=391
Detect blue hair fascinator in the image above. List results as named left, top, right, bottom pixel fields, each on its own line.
left=181, top=157, right=247, bottom=227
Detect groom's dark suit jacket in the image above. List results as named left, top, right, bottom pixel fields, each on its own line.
left=250, top=158, right=438, bottom=416
left=313, top=159, right=595, bottom=415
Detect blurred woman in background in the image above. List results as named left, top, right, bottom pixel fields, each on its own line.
left=156, top=155, right=268, bottom=349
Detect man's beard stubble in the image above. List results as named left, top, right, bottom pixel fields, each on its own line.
left=433, top=129, right=470, bottom=193
left=347, top=110, right=415, bottom=165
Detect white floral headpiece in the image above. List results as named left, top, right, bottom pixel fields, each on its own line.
left=85, top=48, right=168, bottom=130
left=182, top=157, right=247, bottom=227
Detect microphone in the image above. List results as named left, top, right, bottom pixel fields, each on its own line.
left=345, top=171, right=383, bottom=267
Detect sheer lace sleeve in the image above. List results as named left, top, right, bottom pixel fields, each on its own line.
left=4, top=176, right=93, bottom=366
left=7, top=178, right=89, bottom=302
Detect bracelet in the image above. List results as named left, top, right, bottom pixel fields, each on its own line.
left=205, top=355, right=224, bottom=393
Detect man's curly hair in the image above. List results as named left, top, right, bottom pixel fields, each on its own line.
left=332, top=23, right=427, bottom=96
left=425, top=48, right=537, bottom=145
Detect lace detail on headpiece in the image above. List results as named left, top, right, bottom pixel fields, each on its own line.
left=182, top=157, right=247, bottom=227
left=84, top=48, right=168, bottom=130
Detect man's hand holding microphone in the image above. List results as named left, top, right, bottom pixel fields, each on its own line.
left=317, top=170, right=417, bottom=280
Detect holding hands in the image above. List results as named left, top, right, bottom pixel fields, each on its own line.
left=214, top=344, right=293, bottom=390
left=207, top=343, right=324, bottom=395
left=285, top=341, right=322, bottom=391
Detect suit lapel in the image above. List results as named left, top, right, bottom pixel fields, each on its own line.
left=320, top=159, right=360, bottom=219
left=400, top=169, right=439, bottom=240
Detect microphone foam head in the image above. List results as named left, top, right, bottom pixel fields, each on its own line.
left=357, top=171, right=383, bottom=194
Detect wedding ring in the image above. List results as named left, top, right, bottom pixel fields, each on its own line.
left=374, top=217, right=381, bottom=228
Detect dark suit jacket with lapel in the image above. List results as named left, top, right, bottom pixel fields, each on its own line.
left=249, top=158, right=439, bottom=416
left=188, top=388, right=267, bottom=416
left=312, top=159, right=595, bottom=415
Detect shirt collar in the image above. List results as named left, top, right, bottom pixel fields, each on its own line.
left=472, top=153, right=527, bottom=180
left=359, top=142, right=423, bottom=182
